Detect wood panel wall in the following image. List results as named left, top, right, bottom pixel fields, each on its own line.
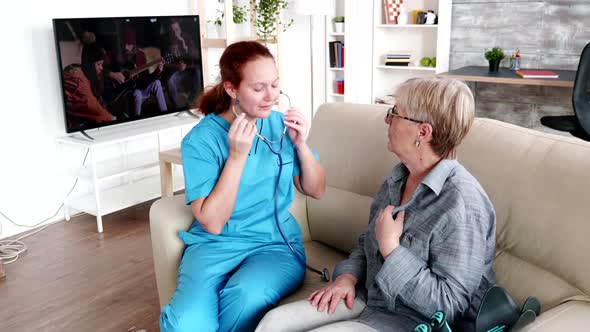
left=450, top=0, right=590, bottom=132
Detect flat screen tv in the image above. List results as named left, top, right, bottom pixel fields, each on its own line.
left=53, top=15, right=204, bottom=134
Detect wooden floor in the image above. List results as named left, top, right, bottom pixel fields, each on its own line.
left=0, top=200, right=161, bottom=332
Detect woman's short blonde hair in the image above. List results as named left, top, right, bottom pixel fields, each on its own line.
left=394, top=77, right=475, bottom=159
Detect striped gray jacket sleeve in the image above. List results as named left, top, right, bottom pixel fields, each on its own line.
left=333, top=231, right=368, bottom=282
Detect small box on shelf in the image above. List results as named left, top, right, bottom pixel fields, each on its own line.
left=333, top=16, right=345, bottom=33
left=335, top=79, right=345, bottom=95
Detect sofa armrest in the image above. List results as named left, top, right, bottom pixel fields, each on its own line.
left=149, top=194, right=193, bottom=308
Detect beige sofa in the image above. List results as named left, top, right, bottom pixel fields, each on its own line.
left=150, top=102, right=590, bottom=330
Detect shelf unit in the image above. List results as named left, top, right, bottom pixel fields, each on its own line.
left=371, top=0, right=451, bottom=104
left=317, top=0, right=373, bottom=106
left=56, top=114, right=199, bottom=233
left=325, top=0, right=346, bottom=103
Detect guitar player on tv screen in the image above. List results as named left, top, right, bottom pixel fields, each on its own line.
left=160, top=18, right=202, bottom=110
left=104, top=26, right=168, bottom=118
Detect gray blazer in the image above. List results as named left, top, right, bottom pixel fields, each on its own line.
left=333, top=159, right=496, bottom=327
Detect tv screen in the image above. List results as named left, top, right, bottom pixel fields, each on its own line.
left=53, top=15, right=204, bottom=134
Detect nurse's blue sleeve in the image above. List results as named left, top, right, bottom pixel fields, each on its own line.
left=181, top=136, right=221, bottom=205
left=292, top=147, right=320, bottom=177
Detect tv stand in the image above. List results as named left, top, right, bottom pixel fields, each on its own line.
left=57, top=115, right=199, bottom=233
left=79, top=130, right=95, bottom=141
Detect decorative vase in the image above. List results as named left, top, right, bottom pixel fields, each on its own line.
left=488, top=60, right=500, bottom=72
left=397, top=5, right=407, bottom=25
left=235, top=23, right=249, bottom=38
left=215, top=24, right=224, bottom=38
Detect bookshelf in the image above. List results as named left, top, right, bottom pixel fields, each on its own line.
left=325, top=0, right=346, bottom=103
left=371, top=0, right=451, bottom=104
left=322, top=0, right=373, bottom=105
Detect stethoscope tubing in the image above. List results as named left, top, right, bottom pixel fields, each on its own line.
left=231, top=93, right=330, bottom=281
left=264, top=139, right=330, bottom=281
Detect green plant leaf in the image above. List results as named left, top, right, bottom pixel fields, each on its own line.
left=250, top=0, right=293, bottom=42
left=484, top=46, right=506, bottom=61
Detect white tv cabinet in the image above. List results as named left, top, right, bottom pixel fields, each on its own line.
left=56, top=114, right=200, bottom=233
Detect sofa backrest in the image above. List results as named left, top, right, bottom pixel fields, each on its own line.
left=306, top=102, right=396, bottom=252
left=457, top=118, right=590, bottom=310
left=306, top=102, right=590, bottom=311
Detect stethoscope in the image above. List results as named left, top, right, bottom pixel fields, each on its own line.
left=232, top=91, right=330, bottom=282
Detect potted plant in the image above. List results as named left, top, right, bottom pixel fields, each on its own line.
left=249, top=0, right=294, bottom=44
left=208, top=9, right=225, bottom=37
left=232, top=4, right=248, bottom=24
left=485, top=47, right=505, bottom=72
left=334, top=16, right=344, bottom=33
left=232, top=3, right=249, bottom=36
left=208, top=4, right=249, bottom=38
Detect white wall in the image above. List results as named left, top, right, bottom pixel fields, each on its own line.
left=0, top=0, right=312, bottom=239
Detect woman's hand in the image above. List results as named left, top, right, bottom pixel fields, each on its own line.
left=284, top=108, right=309, bottom=148
left=375, top=206, right=405, bottom=259
left=228, top=113, right=256, bottom=160
left=307, top=274, right=357, bottom=314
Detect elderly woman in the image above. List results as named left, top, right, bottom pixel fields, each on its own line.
left=256, top=78, right=496, bottom=332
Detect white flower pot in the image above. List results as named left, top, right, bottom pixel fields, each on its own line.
left=215, top=25, right=224, bottom=38
left=235, top=23, right=250, bottom=38
left=334, top=22, right=344, bottom=34
left=397, top=12, right=408, bottom=25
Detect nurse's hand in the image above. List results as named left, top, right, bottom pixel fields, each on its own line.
left=228, top=113, right=256, bottom=160
left=308, top=274, right=357, bottom=314
left=284, top=108, right=308, bottom=148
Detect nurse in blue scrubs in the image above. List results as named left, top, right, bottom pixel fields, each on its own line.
left=159, top=41, right=326, bottom=332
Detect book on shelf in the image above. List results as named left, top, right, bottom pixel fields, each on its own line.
left=385, top=59, right=411, bottom=63
left=385, top=59, right=410, bottom=66
left=515, top=70, right=559, bottom=79
left=328, top=41, right=345, bottom=68
left=384, top=51, right=411, bottom=66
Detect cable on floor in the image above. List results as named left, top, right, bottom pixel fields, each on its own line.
left=0, top=148, right=89, bottom=264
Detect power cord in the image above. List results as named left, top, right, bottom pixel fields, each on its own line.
left=0, top=148, right=89, bottom=265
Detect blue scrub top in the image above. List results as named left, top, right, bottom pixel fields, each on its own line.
left=179, top=111, right=318, bottom=245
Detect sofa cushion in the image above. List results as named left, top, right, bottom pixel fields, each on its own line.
left=457, top=118, right=590, bottom=310
left=306, top=102, right=398, bottom=252
left=520, top=301, right=590, bottom=331
left=308, top=103, right=396, bottom=198
left=280, top=241, right=348, bottom=304
left=306, top=186, right=374, bottom=253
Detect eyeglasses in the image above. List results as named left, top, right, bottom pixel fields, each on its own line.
left=386, top=105, right=424, bottom=124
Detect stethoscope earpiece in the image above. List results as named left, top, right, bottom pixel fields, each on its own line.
left=280, top=90, right=292, bottom=109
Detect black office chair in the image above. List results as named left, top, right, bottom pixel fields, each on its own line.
left=540, top=42, right=590, bottom=141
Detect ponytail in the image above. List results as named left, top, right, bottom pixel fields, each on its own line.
left=193, top=83, right=232, bottom=115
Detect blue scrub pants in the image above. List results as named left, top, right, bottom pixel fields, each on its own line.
left=160, top=240, right=305, bottom=332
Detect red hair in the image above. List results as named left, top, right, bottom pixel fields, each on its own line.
left=194, top=41, right=274, bottom=115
